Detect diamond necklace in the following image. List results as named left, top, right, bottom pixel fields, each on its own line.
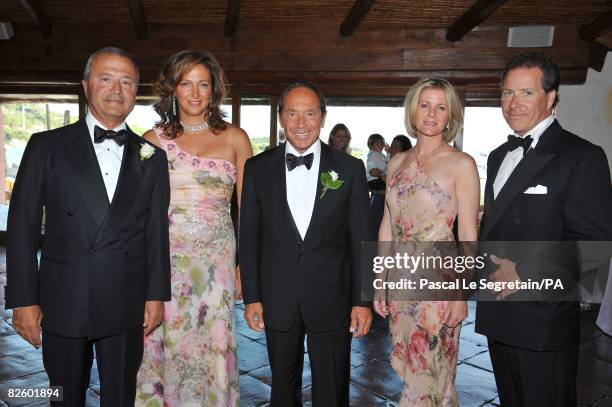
left=181, top=120, right=209, bottom=132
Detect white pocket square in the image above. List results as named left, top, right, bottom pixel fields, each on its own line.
left=524, top=184, right=548, bottom=194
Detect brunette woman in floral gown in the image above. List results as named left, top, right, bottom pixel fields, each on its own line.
left=374, top=78, right=479, bottom=406
left=136, top=51, right=252, bottom=407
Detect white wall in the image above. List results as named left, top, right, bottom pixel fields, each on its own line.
left=556, top=52, right=612, bottom=175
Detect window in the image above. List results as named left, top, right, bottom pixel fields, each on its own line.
left=240, top=96, right=271, bottom=154
left=1, top=99, right=79, bottom=204
left=462, top=106, right=512, bottom=203
left=126, top=102, right=158, bottom=135
left=322, top=104, right=409, bottom=161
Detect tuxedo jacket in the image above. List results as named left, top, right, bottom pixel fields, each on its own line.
left=239, top=142, right=370, bottom=332
left=5, top=119, right=171, bottom=339
left=475, top=120, right=612, bottom=351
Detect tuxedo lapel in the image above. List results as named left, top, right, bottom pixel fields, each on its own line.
left=95, top=130, right=144, bottom=244
left=303, top=143, right=334, bottom=242
left=63, top=120, right=109, bottom=227
left=267, top=146, right=303, bottom=245
left=481, top=125, right=559, bottom=238
left=483, top=149, right=504, bottom=215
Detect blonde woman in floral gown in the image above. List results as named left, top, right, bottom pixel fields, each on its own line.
left=374, top=78, right=479, bottom=406
left=136, top=51, right=252, bottom=406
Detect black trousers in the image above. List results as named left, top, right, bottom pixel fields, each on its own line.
left=265, top=312, right=352, bottom=407
left=42, top=326, right=144, bottom=407
left=488, top=339, right=578, bottom=407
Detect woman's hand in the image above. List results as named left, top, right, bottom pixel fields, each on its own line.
left=444, top=301, right=467, bottom=328
left=373, top=298, right=389, bottom=318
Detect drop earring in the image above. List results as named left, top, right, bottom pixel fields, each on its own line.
left=172, top=95, right=177, bottom=116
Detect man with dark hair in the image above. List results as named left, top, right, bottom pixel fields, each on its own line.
left=5, top=47, right=171, bottom=405
left=277, top=80, right=328, bottom=116
left=240, top=81, right=372, bottom=406
left=476, top=53, right=612, bottom=406
left=501, top=52, right=561, bottom=107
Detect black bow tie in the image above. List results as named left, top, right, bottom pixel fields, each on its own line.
left=507, top=135, right=533, bottom=152
left=286, top=153, right=314, bottom=171
left=94, top=125, right=128, bottom=146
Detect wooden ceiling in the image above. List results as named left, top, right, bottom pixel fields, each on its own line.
left=0, top=0, right=610, bottom=97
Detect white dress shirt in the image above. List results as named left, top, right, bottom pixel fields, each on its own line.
left=285, top=139, right=321, bottom=240
left=493, top=115, right=555, bottom=199
left=85, top=112, right=126, bottom=202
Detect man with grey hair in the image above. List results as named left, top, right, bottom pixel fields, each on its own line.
left=5, top=47, right=171, bottom=405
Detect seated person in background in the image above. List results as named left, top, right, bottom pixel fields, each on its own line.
left=366, top=133, right=388, bottom=192
left=389, top=134, right=413, bottom=158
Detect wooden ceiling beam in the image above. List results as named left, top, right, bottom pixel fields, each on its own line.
left=224, top=0, right=241, bottom=37
left=19, top=0, right=53, bottom=39
left=446, top=0, right=508, bottom=42
left=0, top=68, right=589, bottom=88
left=580, top=12, right=612, bottom=42
left=127, top=0, right=151, bottom=38
left=587, top=41, right=609, bottom=72
left=340, top=0, right=375, bottom=37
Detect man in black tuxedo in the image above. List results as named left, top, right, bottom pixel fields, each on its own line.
left=475, top=53, right=612, bottom=406
left=5, top=47, right=171, bottom=406
left=239, top=81, right=372, bottom=406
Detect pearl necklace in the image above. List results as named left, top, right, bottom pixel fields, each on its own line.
left=181, top=120, right=209, bottom=132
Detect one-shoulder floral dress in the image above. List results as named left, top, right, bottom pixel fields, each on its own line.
left=385, top=159, right=460, bottom=407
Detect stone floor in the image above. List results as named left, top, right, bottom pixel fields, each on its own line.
left=0, top=249, right=611, bottom=406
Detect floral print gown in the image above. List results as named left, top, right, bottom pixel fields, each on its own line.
left=385, top=159, right=460, bottom=407
left=136, top=128, right=238, bottom=407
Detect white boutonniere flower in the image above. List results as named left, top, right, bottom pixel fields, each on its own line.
left=139, top=143, right=155, bottom=161
left=320, top=170, right=344, bottom=199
